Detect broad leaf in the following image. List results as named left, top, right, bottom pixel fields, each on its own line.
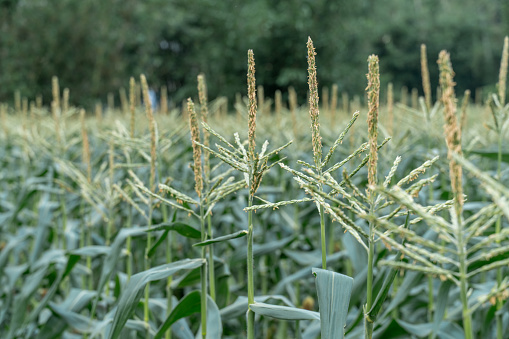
left=312, top=268, right=353, bottom=339
left=108, top=259, right=204, bottom=339
left=154, top=291, right=201, bottom=339
left=250, top=302, right=320, bottom=321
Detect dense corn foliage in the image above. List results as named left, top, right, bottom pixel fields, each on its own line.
left=0, top=38, right=508, bottom=339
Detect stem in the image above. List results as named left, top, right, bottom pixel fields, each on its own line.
left=296, top=319, right=301, bottom=339
left=428, top=276, right=434, bottom=322
left=144, top=202, right=153, bottom=338
left=365, top=204, right=375, bottom=339
left=207, top=213, right=216, bottom=300
left=496, top=132, right=503, bottom=339
left=166, top=231, right=173, bottom=339
left=428, top=276, right=434, bottom=339
left=105, top=202, right=114, bottom=297
left=106, top=205, right=113, bottom=247
left=328, top=217, right=335, bottom=256
left=457, top=211, right=473, bottom=339
left=200, top=204, right=207, bottom=339
left=126, top=206, right=132, bottom=280
left=80, top=202, right=87, bottom=289
left=459, top=261, right=473, bottom=339
left=320, top=205, right=327, bottom=269
left=60, top=195, right=67, bottom=250
left=247, top=194, right=255, bottom=339
left=86, top=225, right=92, bottom=290
left=159, top=199, right=172, bottom=339
left=261, top=256, right=268, bottom=337
left=391, top=273, right=400, bottom=319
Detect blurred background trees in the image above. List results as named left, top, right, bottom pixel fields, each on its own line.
left=0, top=0, right=507, bottom=108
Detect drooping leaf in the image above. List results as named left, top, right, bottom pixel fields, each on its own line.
left=220, top=295, right=295, bottom=319
left=7, top=267, right=48, bottom=339
left=147, top=222, right=201, bottom=257
left=148, top=230, right=171, bottom=258
left=71, top=245, right=110, bottom=258
left=250, top=302, right=320, bottom=321
left=147, top=221, right=201, bottom=239
left=193, top=230, right=248, bottom=247
left=28, top=254, right=81, bottom=324
left=0, top=230, right=33, bottom=280
left=37, top=289, right=96, bottom=339
left=108, top=259, right=204, bottom=339
left=154, top=291, right=201, bottom=339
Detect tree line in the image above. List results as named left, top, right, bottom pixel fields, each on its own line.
left=0, top=0, right=507, bottom=109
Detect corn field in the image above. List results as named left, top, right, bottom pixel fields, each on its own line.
left=0, top=37, right=508, bottom=339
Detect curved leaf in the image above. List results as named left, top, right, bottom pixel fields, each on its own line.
left=147, top=222, right=201, bottom=239
left=108, top=259, right=204, bottom=339
left=147, top=222, right=201, bottom=257
left=71, top=245, right=110, bottom=258
left=154, top=291, right=201, bottom=339
left=250, top=302, right=320, bottom=321
left=193, top=230, right=248, bottom=247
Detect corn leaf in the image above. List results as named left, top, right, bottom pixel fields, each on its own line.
left=250, top=302, right=320, bottom=320
left=312, top=268, right=353, bottom=339
left=193, top=230, right=248, bottom=247
left=108, top=259, right=205, bottom=339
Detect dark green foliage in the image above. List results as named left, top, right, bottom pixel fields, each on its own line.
left=1, top=0, right=508, bottom=107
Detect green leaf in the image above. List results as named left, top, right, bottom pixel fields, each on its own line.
left=148, top=230, right=171, bottom=258
left=171, top=258, right=229, bottom=289
left=468, top=150, right=509, bottom=163
left=37, top=289, right=96, bottom=339
left=95, top=227, right=149, bottom=313
left=220, top=295, right=295, bottom=319
left=147, top=222, right=201, bottom=257
left=46, top=305, right=94, bottom=333
left=250, top=302, right=320, bottom=321
left=396, top=319, right=434, bottom=336
left=0, top=230, right=33, bottom=281
left=272, top=251, right=347, bottom=294
left=193, top=230, right=248, bottom=247
left=30, top=193, right=56, bottom=265
left=231, top=236, right=296, bottom=264
left=382, top=271, right=423, bottom=318
left=8, top=254, right=80, bottom=339
left=194, top=295, right=223, bottom=339
left=8, top=267, right=48, bottom=338
left=367, top=214, right=410, bottom=322
left=154, top=291, right=201, bottom=339
left=28, top=254, right=80, bottom=324
left=312, top=268, right=353, bottom=339
left=71, top=245, right=110, bottom=257
left=147, top=221, right=201, bottom=239
left=108, top=259, right=204, bottom=339
left=431, top=280, right=452, bottom=339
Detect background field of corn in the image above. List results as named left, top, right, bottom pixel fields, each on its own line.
left=0, top=38, right=508, bottom=339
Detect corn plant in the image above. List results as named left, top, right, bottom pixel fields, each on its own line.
left=2, top=34, right=509, bottom=339
left=257, top=42, right=452, bottom=339
left=367, top=50, right=509, bottom=339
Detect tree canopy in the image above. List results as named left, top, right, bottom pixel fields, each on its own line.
left=0, top=0, right=507, bottom=108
